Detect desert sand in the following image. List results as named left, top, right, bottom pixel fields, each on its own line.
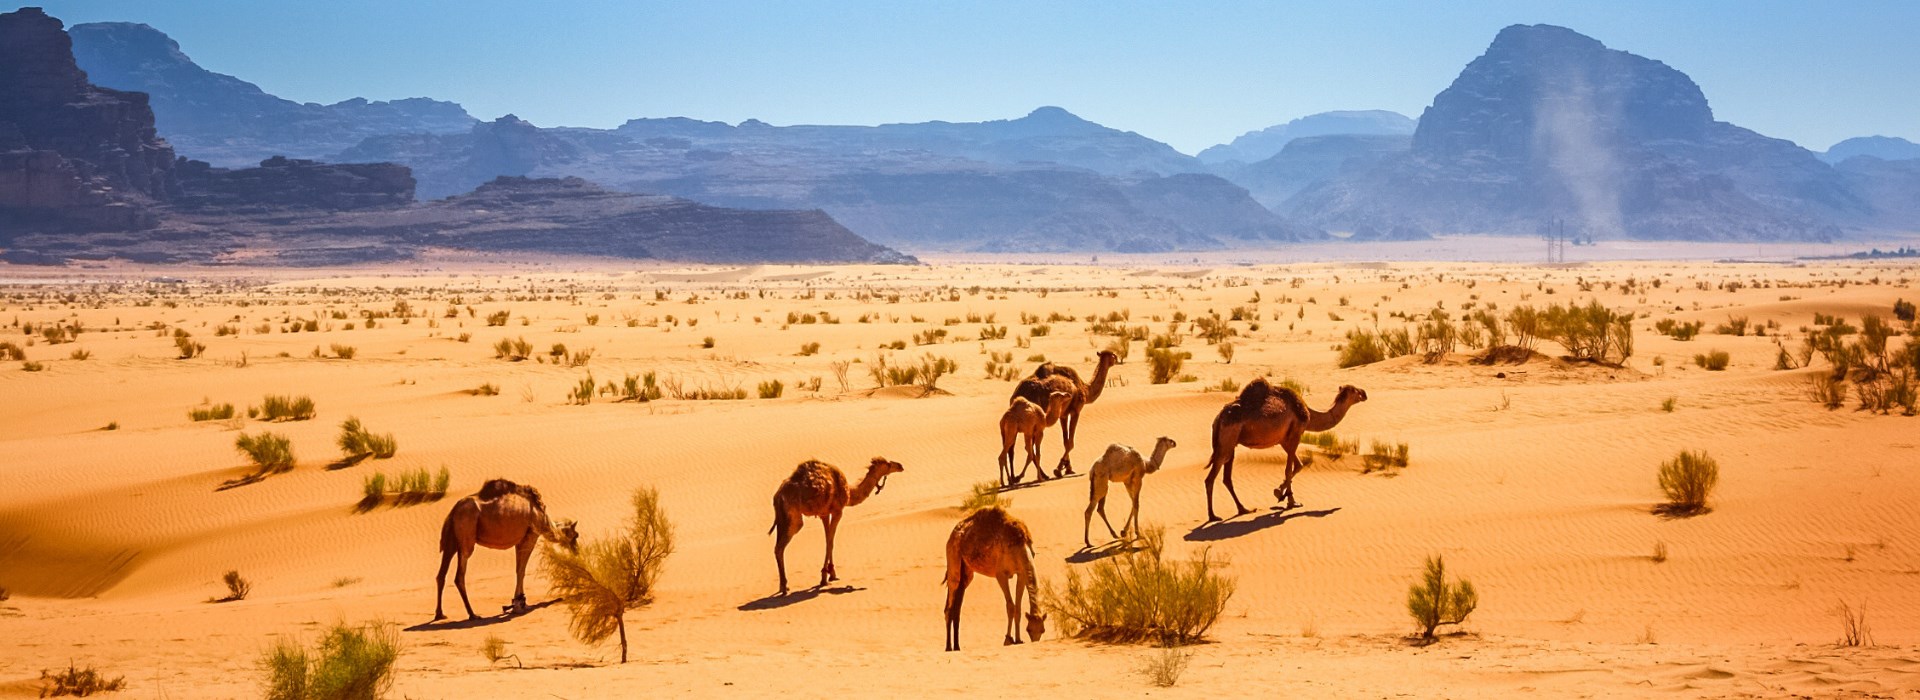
left=3, top=253, right=1919, bottom=698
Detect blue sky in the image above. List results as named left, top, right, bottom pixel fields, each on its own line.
left=19, top=0, right=1919, bottom=153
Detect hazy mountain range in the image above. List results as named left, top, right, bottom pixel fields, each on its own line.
left=13, top=14, right=1919, bottom=258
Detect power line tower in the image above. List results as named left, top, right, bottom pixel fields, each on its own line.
left=1544, top=218, right=1567, bottom=264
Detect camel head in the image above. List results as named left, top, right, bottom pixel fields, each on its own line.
left=866, top=457, right=905, bottom=493
left=1044, top=390, right=1074, bottom=413
left=551, top=519, right=581, bottom=552
left=1095, top=349, right=1120, bottom=367
left=1336, top=385, right=1370, bottom=406
left=1025, top=610, right=1048, bottom=642
left=1147, top=436, right=1177, bottom=472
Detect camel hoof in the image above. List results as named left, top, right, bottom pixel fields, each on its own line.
left=431, top=613, right=447, bottom=622
left=1004, top=636, right=1019, bottom=646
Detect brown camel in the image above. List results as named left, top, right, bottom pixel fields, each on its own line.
left=1010, top=350, right=1119, bottom=477
left=768, top=457, right=906, bottom=596
left=1203, top=379, right=1368, bottom=521
left=998, top=390, right=1074, bottom=485
left=434, top=479, right=579, bottom=621
left=1083, top=436, right=1176, bottom=547
left=943, top=506, right=1046, bottom=651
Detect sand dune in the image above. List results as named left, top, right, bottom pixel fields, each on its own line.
left=2, top=258, right=1917, bottom=697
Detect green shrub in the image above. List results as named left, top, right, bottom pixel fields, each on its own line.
left=330, top=344, right=357, bottom=360
left=190, top=403, right=236, bottom=421
left=1656, top=450, right=1718, bottom=516
left=493, top=336, right=532, bottom=361
left=38, top=663, right=125, bottom=697
left=360, top=473, right=386, bottom=509
left=0, top=341, right=24, bottom=361
left=486, top=309, right=511, bottom=326
left=236, top=432, right=295, bottom=473
left=1043, top=526, right=1235, bottom=645
left=617, top=372, right=662, bottom=402
left=1363, top=440, right=1410, bottom=473
left=1693, top=350, right=1731, bottom=371
left=260, top=621, right=400, bottom=700
left=336, top=417, right=397, bottom=460
left=1407, top=555, right=1478, bottom=641
left=569, top=373, right=595, bottom=405
left=757, top=379, right=784, bottom=399
left=1147, top=347, right=1190, bottom=385
left=471, top=382, right=500, bottom=396
left=542, top=487, right=675, bottom=663
left=959, top=481, right=1009, bottom=512
left=256, top=395, right=316, bottom=421
left=798, top=342, right=821, bottom=356
left=1140, top=646, right=1192, bottom=688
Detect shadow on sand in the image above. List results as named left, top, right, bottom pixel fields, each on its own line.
left=1184, top=507, right=1341, bottom=542
left=1066, top=540, right=1150, bottom=564
left=737, top=584, right=865, bottom=612
left=995, top=471, right=1082, bottom=493
left=404, top=598, right=558, bottom=632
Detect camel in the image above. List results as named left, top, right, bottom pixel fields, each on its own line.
left=1010, top=350, right=1119, bottom=477
left=1083, top=437, right=1176, bottom=547
left=434, top=479, right=579, bottom=621
left=768, top=457, right=906, bottom=596
left=998, top=390, right=1075, bottom=485
left=1203, top=379, right=1368, bottom=521
left=943, top=506, right=1046, bottom=651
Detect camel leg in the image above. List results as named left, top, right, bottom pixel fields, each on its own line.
left=453, top=546, right=478, bottom=620
left=1055, top=410, right=1077, bottom=476
left=1275, top=449, right=1303, bottom=510
left=820, top=512, right=840, bottom=587
left=944, top=566, right=971, bottom=652
left=1222, top=453, right=1251, bottom=517
left=997, top=575, right=1020, bottom=645
left=1124, top=479, right=1144, bottom=540
left=1026, top=431, right=1049, bottom=482
left=999, top=426, right=1019, bottom=486
left=1082, top=476, right=1104, bottom=548
left=1095, top=481, right=1118, bottom=542
left=1203, top=452, right=1225, bottom=523
left=510, top=535, right=536, bottom=614
left=774, top=514, right=804, bottom=596
left=433, top=547, right=455, bottom=621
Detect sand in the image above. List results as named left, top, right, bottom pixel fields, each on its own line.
left=2, top=255, right=1918, bottom=698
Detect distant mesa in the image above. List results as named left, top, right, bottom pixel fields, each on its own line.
left=1198, top=110, right=1416, bottom=165
left=1823, top=136, right=1920, bottom=164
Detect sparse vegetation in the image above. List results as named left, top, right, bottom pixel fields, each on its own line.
left=1661, top=397, right=1677, bottom=413
left=1655, top=450, right=1718, bottom=516
left=329, top=344, right=357, bottom=360
left=0, top=341, right=24, bottom=361
left=471, top=382, right=501, bottom=396
left=757, top=379, right=784, bottom=399
left=336, top=417, right=397, bottom=460
left=1147, top=347, right=1190, bottom=384
left=1693, top=350, right=1731, bottom=371
left=493, top=336, right=533, bottom=361
left=1044, top=526, right=1235, bottom=645
left=175, top=334, right=206, bottom=359
left=959, top=481, right=1009, bottom=512
left=212, top=569, right=252, bottom=603
left=542, top=487, right=676, bottom=663
left=1362, top=440, right=1410, bottom=473
left=255, top=394, right=317, bottom=421
left=1406, top=555, right=1478, bottom=641
left=360, top=466, right=450, bottom=509
left=259, top=621, right=401, bottom=700
left=1836, top=600, right=1874, bottom=647
left=481, top=634, right=520, bottom=668
left=1140, top=645, right=1192, bottom=688
left=235, top=432, right=295, bottom=473
left=38, top=663, right=125, bottom=697
left=190, top=402, right=237, bottom=422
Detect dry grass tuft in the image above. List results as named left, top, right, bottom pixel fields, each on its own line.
left=1044, top=526, right=1235, bottom=645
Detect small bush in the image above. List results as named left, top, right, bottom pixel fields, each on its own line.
left=0, top=341, right=23, bottom=361
left=360, top=473, right=386, bottom=509
left=190, top=402, right=237, bottom=421
left=1660, top=397, right=1677, bottom=413
left=21, top=360, right=45, bottom=371
left=38, top=663, right=125, bottom=697
left=1655, top=450, right=1718, bottom=516
left=1338, top=329, right=1386, bottom=368
left=1407, top=555, right=1478, bottom=641
left=959, top=481, right=1009, bottom=512
left=330, top=344, right=357, bottom=360
left=256, top=394, right=316, bottom=421
left=1809, top=373, right=1846, bottom=409
left=1363, top=440, right=1410, bottom=473
left=1140, top=646, right=1192, bottom=688
left=1693, top=350, right=1730, bottom=371
left=757, top=379, right=784, bottom=399
left=569, top=373, right=595, bottom=405
left=616, top=372, right=663, bottom=402
left=212, top=569, right=252, bottom=603
left=337, top=417, right=397, bottom=460
left=260, top=621, right=400, bottom=700
left=701, top=336, right=716, bottom=349
left=542, top=487, right=676, bottom=663
left=798, top=342, right=821, bottom=356
left=486, top=309, right=511, bottom=326
left=175, top=334, right=206, bottom=359
left=471, top=382, right=500, bottom=396
left=1147, top=347, right=1191, bottom=385
left=481, top=634, right=520, bottom=667
left=1043, top=526, right=1235, bottom=645
left=236, top=432, right=295, bottom=473
left=1836, top=600, right=1874, bottom=647
left=69, top=348, right=91, bottom=360
left=493, top=336, right=532, bottom=361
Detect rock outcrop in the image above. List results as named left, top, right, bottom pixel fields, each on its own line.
left=1198, top=110, right=1415, bottom=165
left=1287, top=24, right=1850, bottom=241
left=1222, top=134, right=1411, bottom=209
left=1, top=7, right=176, bottom=233
left=68, top=21, right=474, bottom=167
left=1823, top=136, right=1920, bottom=164
left=174, top=156, right=415, bottom=211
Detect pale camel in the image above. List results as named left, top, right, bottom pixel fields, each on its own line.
left=1010, top=350, right=1119, bottom=477
left=1083, top=437, right=1176, bottom=547
left=943, top=506, right=1047, bottom=651
left=1203, top=379, right=1368, bottom=521
left=998, top=390, right=1074, bottom=485
left=434, top=479, right=579, bottom=621
left=768, top=457, right=906, bottom=596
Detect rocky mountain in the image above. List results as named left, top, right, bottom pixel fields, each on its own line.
left=1222, top=134, right=1411, bottom=209
left=67, top=21, right=474, bottom=167
left=1823, top=136, right=1920, bottom=164
left=1, top=7, right=177, bottom=233
left=1197, top=110, right=1415, bottom=165
left=338, top=112, right=1319, bottom=253
left=1287, top=24, right=1857, bottom=241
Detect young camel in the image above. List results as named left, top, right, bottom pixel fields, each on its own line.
left=1010, top=350, right=1119, bottom=477
left=998, top=390, right=1074, bottom=485
left=1083, top=437, right=1176, bottom=548
left=434, top=479, right=579, bottom=621
left=1203, top=379, right=1369, bottom=521
left=768, top=457, right=906, bottom=596
left=943, top=506, right=1047, bottom=651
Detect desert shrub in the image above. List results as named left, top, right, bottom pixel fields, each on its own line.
left=916, top=354, right=958, bottom=394
left=1363, top=440, right=1410, bottom=473
left=1043, top=526, right=1235, bottom=645
left=256, top=394, right=316, bottom=421
left=1030, top=324, right=1052, bottom=337
left=1140, top=646, right=1192, bottom=688
left=175, top=334, right=206, bottom=359
left=69, top=348, right=91, bottom=360
left=0, top=341, right=24, bottom=361
left=236, top=432, right=295, bottom=473
left=260, top=621, right=400, bottom=700
left=360, top=473, right=386, bottom=509
left=1147, top=347, right=1191, bottom=385
left=1541, top=300, right=1633, bottom=364
left=1205, top=377, right=1240, bottom=393
left=1661, top=397, right=1677, bottom=413
left=1655, top=450, right=1718, bottom=516
left=486, top=309, right=510, bottom=326
left=1809, top=373, right=1847, bottom=409
left=1693, top=350, right=1730, bottom=371
left=190, top=402, right=237, bottom=421
left=336, top=417, right=397, bottom=460
left=1895, top=299, right=1917, bottom=324
left=1836, top=600, right=1874, bottom=647
left=1407, top=555, right=1478, bottom=641
left=22, top=360, right=44, bottom=371
left=471, top=382, right=500, bottom=396
left=616, top=372, right=662, bottom=402
left=330, top=344, right=357, bottom=360
left=213, top=569, right=252, bottom=602
left=757, top=379, right=785, bottom=399
left=542, top=487, right=676, bottom=663
left=481, top=634, right=520, bottom=667
left=1338, top=329, right=1387, bottom=368
left=1654, top=318, right=1704, bottom=341
left=798, top=342, right=821, bottom=356
left=1713, top=316, right=1750, bottom=336
left=493, top=336, right=532, bottom=361
left=959, top=481, right=1009, bottom=512
left=38, top=663, right=125, bottom=697
left=1302, top=431, right=1357, bottom=459
left=701, top=336, right=716, bottom=348
left=569, top=373, right=595, bottom=405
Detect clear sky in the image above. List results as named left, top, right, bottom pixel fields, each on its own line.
left=17, top=0, right=1919, bottom=154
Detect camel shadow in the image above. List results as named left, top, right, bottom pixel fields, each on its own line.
left=737, top=584, right=865, bottom=612
left=1067, top=540, right=1150, bottom=563
left=995, top=471, right=1083, bottom=493
left=404, top=598, right=558, bottom=632
left=1184, top=507, right=1341, bottom=542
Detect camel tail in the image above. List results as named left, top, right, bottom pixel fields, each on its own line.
left=768, top=493, right=786, bottom=536
left=438, top=510, right=458, bottom=555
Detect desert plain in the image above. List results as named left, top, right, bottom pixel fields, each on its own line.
left=2, top=250, right=1919, bottom=698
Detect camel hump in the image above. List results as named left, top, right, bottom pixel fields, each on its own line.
left=1235, top=377, right=1306, bottom=422
left=478, top=478, right=545, bottom=512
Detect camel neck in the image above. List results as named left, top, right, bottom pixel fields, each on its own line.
left=1147, top=442, right=1173, bottom=471
left=1084, top=361, right=1113, bottom=404
left=847, top=470, right=885, bottom=507
left=1305, top=399, right=1353, bottom=432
